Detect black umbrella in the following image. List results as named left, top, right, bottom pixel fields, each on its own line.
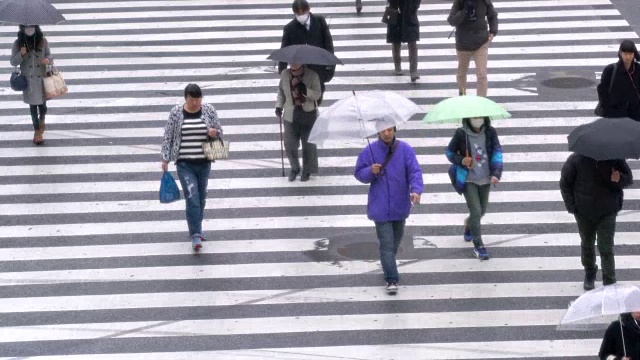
left=568, top=117, right=640, bottom=160
left=267, top=44, right=343, bottom=66
left=0, top=0, right=65, bottom=25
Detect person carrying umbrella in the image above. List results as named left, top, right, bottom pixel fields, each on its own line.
left=354, top=126, right=423, bottom=295
left=446, top=117, right=502, bottom=260
left=10, top=25, right=52, bottom=145
left=560, top=118, right=636, bottom=290
left=599, top=311, right=640, bottom=360
left=275, top=63, right=322, bottom=181
left=278, top=0, right=334, bottom=105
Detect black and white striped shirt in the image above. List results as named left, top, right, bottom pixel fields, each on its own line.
left=178, top=109, right=207, bottom=161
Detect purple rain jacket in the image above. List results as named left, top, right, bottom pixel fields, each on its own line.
left=354, top=138, right=424, bottom=222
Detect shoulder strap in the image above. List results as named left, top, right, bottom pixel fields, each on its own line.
left=380, top=141, right=399, bottom=170
left=608, top=62, right=618, bottom=94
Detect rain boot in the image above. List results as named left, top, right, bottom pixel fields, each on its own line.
left=408, top=41, right=420, bottom=82
left=583, top=265, right=597, bottom=291
left=392, top=43, right=402, bottom=75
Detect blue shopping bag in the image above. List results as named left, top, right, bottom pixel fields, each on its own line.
left=159, top=171, right=180, bottom=203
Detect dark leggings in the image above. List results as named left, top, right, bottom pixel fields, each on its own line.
left=29, top=103, right=47, bottom=130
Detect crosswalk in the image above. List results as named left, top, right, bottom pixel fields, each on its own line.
left=1, top=0, right=639, bottom=358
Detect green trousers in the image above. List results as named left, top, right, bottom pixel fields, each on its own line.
left=463, top=183, right=491, bottom=248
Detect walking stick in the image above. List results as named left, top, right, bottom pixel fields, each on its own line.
left=278, top=114, right=285, bottom=177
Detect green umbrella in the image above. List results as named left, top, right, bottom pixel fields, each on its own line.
left=423, top=95, right=511, bottom=123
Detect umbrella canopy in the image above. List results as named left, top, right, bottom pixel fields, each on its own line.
left=423, top=95, right=510, bottom=123
left=267, top=44, right=343, bottom=66
left=0, top=0, right=65, bottom=25
left=568, top=117, right=640, bottom=161
left=308, top=91, right=422, bottom=146
left=558, top=283, right=640, bottom=331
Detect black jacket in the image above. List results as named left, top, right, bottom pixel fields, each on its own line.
left=448, top=0, right=498, bottom=52
left=559, top=154, right=633, bottom=221
left=597, top=60, right=640, bottom=121
left=599, top=313, right=640, bottom=360
left=278, top=13, right=335, bottom=84
left=386, top=0, right=421, bottom=44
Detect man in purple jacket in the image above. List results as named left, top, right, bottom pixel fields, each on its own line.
left=354, top=126, right=424, bottom=294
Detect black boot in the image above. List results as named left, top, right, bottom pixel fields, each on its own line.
left=355, top=0, right=362, bottom=14
left=583, top=265, right=598, bottom=291
left=408, top=41, right=420, bottom=82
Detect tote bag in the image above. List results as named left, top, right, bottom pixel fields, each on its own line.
left=43, top=66, right=68, bottom=100
left=202, top=138, right=229, bottom=161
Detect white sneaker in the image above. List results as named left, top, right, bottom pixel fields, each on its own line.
left=386, top=282, right=398, bottom=295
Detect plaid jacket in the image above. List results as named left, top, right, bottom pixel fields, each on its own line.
left=161, top=103, right=223, bottom=162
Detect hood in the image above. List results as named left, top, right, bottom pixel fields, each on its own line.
left=462, top=118, right=488, bottom=137
left=621, top=313, right=640, bottom=336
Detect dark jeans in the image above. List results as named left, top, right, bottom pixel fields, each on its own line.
left=176, top=160, right=211, bottom=237
left=284, top=107, right=318, bottom=174
left=374, top=220, right=405, bottom=283
left=575, top=213, right=617, bottom=284
left=29, top=103, right=47, bottom=130
left=463, top=183, right=491, bottom=247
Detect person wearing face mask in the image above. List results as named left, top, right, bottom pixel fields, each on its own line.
left=386, top=0, right=422, bottom=83
left=276, top=63, right=322, bottom=182
left=596, top=40, right=640, bottom=121
left=10, top=25, right=52, bottom=145
left=278, top=0, right=334, bottom=105
left=446, top=117, right=502, bottom=260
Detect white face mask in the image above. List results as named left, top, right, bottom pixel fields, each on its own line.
left=24, top=27, right=36, bottom=36
left=296, top=13, right=309, bottom=24
left=470, top=118, right=485, bottom=128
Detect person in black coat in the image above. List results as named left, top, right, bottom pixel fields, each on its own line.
left=599, top=312, right=640, bottom=360
left=597, top=40, right=640, bottom=121
left=386, top=0, right=421, bottom=82
left=278, top=0, right=334, bottom=105
left=559, top=154, right=633, bottom=290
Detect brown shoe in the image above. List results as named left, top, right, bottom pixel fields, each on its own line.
left=33, top=129, right=44, bottom=145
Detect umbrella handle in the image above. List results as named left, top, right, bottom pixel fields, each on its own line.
left=619, top=315, right=627, bottom=358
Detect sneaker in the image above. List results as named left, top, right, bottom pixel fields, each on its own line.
left=385, top=282, right=398, bottom=295
left=463, top=227, right=473, bottom=242
left=473, top=247, right=489, bottom=260
left=191, top=235, right=203, bottom=251
left=200, top=234, right=207, bottom=242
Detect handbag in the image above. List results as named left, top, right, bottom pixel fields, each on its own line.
left=202, top=137, right=229, bottom=161
left=381, top=6, right=399, bottom=25
left=159, top=171, right=180, bottom=203
left=43, top=64, right=68, bottom=100
left=10, top=67, right=28, bottom=91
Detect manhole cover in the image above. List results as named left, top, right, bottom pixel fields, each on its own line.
left=336, top=241, right=402, bottom=260
left=540, top=77, right=595, bottom=89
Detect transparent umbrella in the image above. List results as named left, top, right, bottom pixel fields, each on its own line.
left=308, top=90, right=422, bottom=147
left=558, top=284, right=640, bottom=331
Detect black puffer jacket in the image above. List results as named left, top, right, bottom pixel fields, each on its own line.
left=559, top=154, right=633, bottom=221
left=599, top=313, right=640, bottom=360
left=448, top=0, right=498, bottom=52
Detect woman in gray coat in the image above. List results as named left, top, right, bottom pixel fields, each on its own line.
left=10, top=25, right=52, bottom=145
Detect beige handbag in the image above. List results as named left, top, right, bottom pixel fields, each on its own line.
left=202, top=137, right=229, bottom=160
left=43, top=65, right=68, bottom=100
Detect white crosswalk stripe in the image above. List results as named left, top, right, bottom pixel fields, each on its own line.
left=0, top=0, right=639, bottom=358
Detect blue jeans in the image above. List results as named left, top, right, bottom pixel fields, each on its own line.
left=374, top=220, right=405, bottom=283
left=176, top=160, right=211, bottom=237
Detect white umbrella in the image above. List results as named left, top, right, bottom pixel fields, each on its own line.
left=557, top=284, right=640, bottom=358
left=308, top=90, right=422, bottom=147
